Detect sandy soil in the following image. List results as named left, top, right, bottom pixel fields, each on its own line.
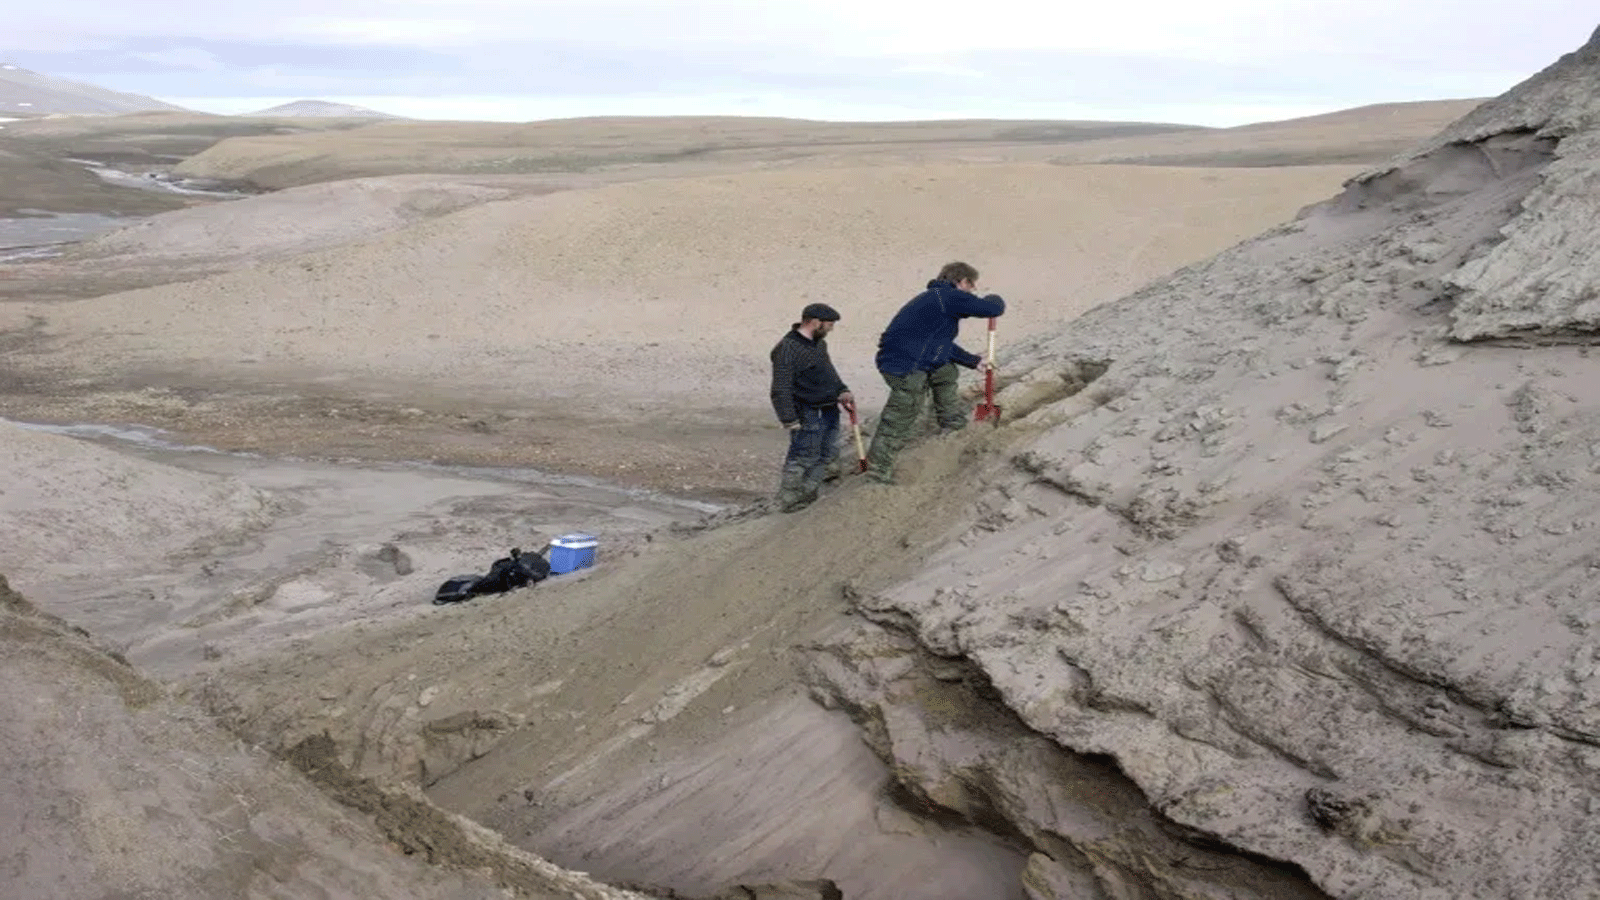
left=1049, top=99, right=1486, bottom=166
left=0, top=100, right=1494, bottom=898
left=169, top=115, right=1204, bottom=187
left=0, top=158, right=1362, bottom=500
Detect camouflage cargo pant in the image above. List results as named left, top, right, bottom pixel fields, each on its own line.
left=863, top=362, right=965, bottom=483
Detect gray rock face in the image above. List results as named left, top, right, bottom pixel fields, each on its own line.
left=1352, top=27, right=1600, bottom=341
left=812, top=26, right=1600, bottom=900
left=803, top=627, right=1334, bottom=899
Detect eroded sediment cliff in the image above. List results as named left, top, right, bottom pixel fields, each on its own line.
left=805, top=25, right=1600, bottom=900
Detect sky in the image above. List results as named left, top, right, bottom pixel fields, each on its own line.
left=6, top=2, right=1597, bottom=125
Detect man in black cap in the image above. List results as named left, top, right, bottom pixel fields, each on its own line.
left=769, top=302, right=854, bottom=513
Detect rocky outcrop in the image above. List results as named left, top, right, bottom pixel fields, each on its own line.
left=803, top=624, right=1333, bottom=899
left=817, top=25, right=1600, bottom=900
left=1357, top=25, right=1600, bottom=340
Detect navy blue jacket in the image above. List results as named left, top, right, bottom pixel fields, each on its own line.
left=874, top=280, right=1006, bottom=377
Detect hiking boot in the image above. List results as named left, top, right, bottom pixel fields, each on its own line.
left=777, top=486, right=819, bottom=512
left=865, top=473, right=897, bottom=486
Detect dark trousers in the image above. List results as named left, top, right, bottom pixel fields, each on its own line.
left=777, top=405, right=840, bottom=511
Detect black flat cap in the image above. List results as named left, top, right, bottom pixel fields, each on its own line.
left=801, top=302, right=841, bottom=321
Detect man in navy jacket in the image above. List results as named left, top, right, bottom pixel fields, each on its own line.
left=864, top=261, right=1005, bottom=483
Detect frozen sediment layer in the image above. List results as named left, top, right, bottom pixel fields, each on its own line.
left=820, top=24, right=1600, bottom=900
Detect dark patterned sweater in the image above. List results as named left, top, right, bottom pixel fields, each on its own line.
left=769, top=326, right=849, bottom=424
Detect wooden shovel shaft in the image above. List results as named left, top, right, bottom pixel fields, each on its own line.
left=848, top=403, right=868, bottom=471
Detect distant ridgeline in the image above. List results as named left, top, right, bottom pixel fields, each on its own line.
left=0, top=63, right=188, bottom=116
left=244, top=99, right=405, bottom=119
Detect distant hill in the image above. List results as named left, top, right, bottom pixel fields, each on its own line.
left=1050, top=98, right=1488, bottom=168
left=245, top=100, right=403, bottom=119
left=0, top=63, right=189, bottom=116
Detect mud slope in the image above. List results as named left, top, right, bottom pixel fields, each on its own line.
left=0, top=418, right=273, bottom=596
left=176, top=423, right=1338, bottom=900
left=814, top=24, right=1600, bottom=900
left=178, top=440, right=1004, bottom=898
left=0, top=574, right=661, bottom=900
left=0, top=421, right=845, bottom=899
left=62, top=174, right=531, bottom=264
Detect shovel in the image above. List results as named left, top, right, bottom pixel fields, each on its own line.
left=973, top=317, right=1001, bottom=426
left=846, top=401, right=869, bottom=472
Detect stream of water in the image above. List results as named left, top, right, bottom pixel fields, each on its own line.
left=0, top=158, right=250, bottom=260
left=1, top=415, right=724, bottom=515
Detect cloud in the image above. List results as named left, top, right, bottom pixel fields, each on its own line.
left=892, top=62, right=989, bottom=79
left=280, top=15, right=487, bottom=46
left=128, top=47, right=223, bottom=71
left=14, top=0, right=1594, bottom=62
left=6, top=1, right=1597, bottom=125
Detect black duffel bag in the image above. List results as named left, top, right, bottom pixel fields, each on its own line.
left=433, top=546, right=551, bottom=605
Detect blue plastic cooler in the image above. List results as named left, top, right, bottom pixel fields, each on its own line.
left=549, top=533, right=598, bottom=574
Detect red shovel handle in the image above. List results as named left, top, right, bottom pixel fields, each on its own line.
left=974, top=317, right=1001, bottom=425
